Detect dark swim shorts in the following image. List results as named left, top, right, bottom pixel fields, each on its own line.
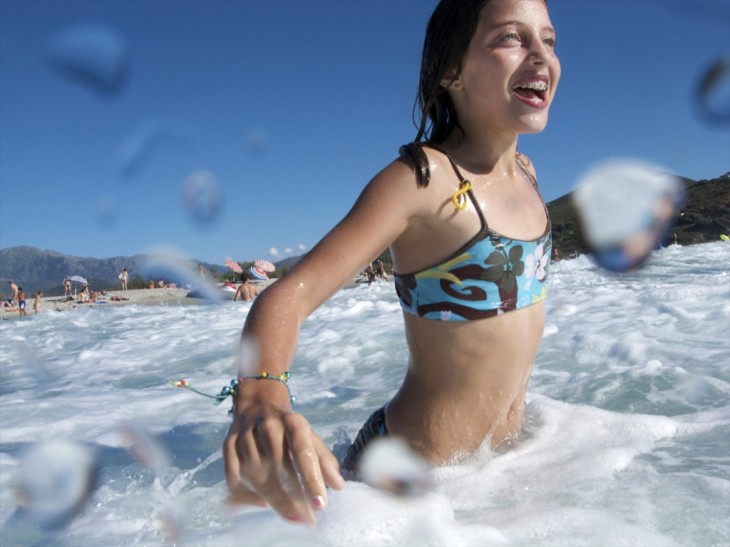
left=342, top=405, right=388, bottom=472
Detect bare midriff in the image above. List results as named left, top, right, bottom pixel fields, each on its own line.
left=385, top=302, right=545, bottom=464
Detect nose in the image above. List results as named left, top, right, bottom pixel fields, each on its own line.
left=526, top=36, right=551, bottom=65
left=527, top=44, right=547, bottom=65
left=528, top=51, right=544, bottom=66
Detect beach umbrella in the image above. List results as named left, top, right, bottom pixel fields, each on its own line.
left=224, top=258, right=243, bottom=274
left=248, top=266, right=268, bottom=281
left=64, top=275, right=88, bottom=286
left=64, top=275, right=88, bottom=295
left=254, top=259, right=275, bottom=273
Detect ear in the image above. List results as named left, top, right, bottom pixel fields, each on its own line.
left=440, top=71, right=463, bottom=90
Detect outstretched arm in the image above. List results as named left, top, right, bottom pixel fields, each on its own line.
left=223, top=158, right=422, bottom=525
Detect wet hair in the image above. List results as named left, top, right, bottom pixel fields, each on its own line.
left=400, top=0, right=546, bottom=186
left=399, top=0, right=488, bottom=186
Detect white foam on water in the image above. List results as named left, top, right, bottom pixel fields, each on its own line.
left=1, top=243, right=728, bottom=545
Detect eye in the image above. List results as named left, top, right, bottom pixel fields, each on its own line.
left=543, top=37, right=557, bottom=49
left=500, top=32, right=521, bottom=44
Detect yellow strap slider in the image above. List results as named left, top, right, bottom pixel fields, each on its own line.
left=452, top=180, right=472, bottom=211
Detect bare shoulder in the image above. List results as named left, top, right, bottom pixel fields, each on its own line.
left=364, top=154, right=421, bottom=193
left=353, top=153, right=430, bottom=219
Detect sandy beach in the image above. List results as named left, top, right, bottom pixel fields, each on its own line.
left=0, top=281, right=277, bottom=320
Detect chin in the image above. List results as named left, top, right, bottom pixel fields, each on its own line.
left=517, top=113, right=550, bottom=134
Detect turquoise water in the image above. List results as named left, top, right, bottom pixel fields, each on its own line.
left=1, top=242, right=728, bottom=546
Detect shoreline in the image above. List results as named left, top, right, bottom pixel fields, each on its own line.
left=0, top=276, right=377, bottom=321
left=0, top=288, right=194, bottom=320
left=0, top=281, right=278, bottom=320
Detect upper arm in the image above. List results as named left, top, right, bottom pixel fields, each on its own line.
left=271, top=158, right=422, bottom=316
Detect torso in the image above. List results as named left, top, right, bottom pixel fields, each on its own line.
left=385, top=146, right=550, bottom=464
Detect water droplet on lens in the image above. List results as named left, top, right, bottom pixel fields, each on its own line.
left=359, top=438, right=431, bottom=497
left=46, top=22, right=131, bottom=95
left=181, top=170, right=224, bottom=227
left=120, top=421, right=171, bottom=476
left=696, top=57, right=730, bottom=126
left=572, top=159, right=685, bottom=272
left=15, top=440, right=98, bottom=530
left=235, top=336, right=260, bottom=377
left=96, top=195, right=115, bottom=228
left=243, top=130, right=268, bottom=157
left=117, top=119, right=195, bottom=179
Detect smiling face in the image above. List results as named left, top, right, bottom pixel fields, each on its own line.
left=453, top=0, right=560, bottom=137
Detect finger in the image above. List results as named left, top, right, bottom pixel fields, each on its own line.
left=223, top=423, right=267, bottom=506
left=283, top=413, right=334, bottom=511
left=252, top=415, right=315, bottom=526
left=312, top=434, right=346, bottom=491
left=226, top=487, right=268, bottom=506
left=223, top=424, right=243, bottom=490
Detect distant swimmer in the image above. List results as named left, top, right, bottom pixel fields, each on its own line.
left=233, top=276, right=258, bottom=302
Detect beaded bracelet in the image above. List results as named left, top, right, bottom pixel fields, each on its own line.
left=239, top=372, right=296, bottom=404
left=171, top=371, right=296, bottom=406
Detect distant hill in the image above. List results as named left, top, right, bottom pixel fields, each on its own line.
left=0, top=248, right=227, bottom=297
left=2, top=172, right=727, bottom=295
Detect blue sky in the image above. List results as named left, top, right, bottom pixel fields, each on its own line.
left=1, top=0, right=728, bottom=265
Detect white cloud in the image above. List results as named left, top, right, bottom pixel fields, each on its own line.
left=268, top=247, right=280, bottom=257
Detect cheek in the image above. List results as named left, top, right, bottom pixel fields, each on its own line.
left=550, top=56, right=561, bottom=95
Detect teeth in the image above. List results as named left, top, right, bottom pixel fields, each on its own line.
left=515, top=81, right=548, bottom=91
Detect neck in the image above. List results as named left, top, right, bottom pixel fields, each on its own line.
left=439, top=131, right=519, bottom=178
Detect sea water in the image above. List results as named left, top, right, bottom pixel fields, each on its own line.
left=1, top=242, right=728, bottom=546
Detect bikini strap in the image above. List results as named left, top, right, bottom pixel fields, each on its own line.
left=432, top=148, right=489, bottom=234
left=515, top=152, right=551, bottom=222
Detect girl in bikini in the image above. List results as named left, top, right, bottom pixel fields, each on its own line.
left=224, top=0, right=560, bottom=526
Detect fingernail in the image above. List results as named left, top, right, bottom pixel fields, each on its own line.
left=285, top=513, right=316, bottom=527
left=312, top=495, right=326, bottom=510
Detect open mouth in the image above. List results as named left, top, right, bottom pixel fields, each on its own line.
left=512, top=81, right=548, bottom=103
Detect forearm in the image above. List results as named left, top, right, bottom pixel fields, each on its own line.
left=235, top=279, right=305, bottom=411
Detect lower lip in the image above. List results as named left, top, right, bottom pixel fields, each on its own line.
left=513, top=90, right=549, bottom=109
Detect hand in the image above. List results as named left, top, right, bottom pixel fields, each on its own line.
left=223, top=403, right=345, bottom=526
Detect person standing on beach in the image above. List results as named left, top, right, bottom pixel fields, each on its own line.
left=224, top=0, right=560, bottom=526
left=8, top=280, right=18, bottom=305
left=119, top=268, right=129, bottom=291
left=63, top=278, right=72, bottom=297
left=17, top=287, right=27, bottom=316
left=33, top=291, right=43, bottom=314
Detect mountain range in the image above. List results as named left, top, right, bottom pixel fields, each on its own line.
left=2, top=172, right=727, bottom=296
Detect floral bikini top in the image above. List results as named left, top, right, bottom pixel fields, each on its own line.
left=394, top=152, right=552, bottom=322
